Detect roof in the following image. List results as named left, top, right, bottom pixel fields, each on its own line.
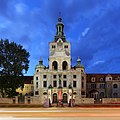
left=86, top=73, right=120, bottom=83
left=23, top=76, right=33, bottom=84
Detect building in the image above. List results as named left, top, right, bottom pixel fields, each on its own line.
left=33, top=17, right=86, bottom=105
left=86, top=74, right=120, bottom=100
left=31, top=17, right=120, bottom=105
left=16, top=76, right=33, bottom=96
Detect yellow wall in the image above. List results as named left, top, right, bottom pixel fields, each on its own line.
left=16, top=84, right=33, bottom=95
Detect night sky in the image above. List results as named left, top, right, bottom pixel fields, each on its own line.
left=0, top=0, right=120, bottom=75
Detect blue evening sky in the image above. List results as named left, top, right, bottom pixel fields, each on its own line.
left=0, top=0, right=120, bottom=75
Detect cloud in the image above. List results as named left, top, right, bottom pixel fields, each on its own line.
left=0, top=0, right=120, bottom=75
left=82, top=27, right=90, bottom=37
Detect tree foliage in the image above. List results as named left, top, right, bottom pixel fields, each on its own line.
left=0, top=39, right=30, bottom=97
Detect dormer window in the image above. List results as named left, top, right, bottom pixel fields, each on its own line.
left=100, top=78, right=103, bottom=82
left=109, top=77, right=112, bottom=80
left=91, top=77, right=95, bottom=82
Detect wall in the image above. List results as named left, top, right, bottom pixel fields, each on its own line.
left=102, top=98, right=120, bottom=104
left=0, top=98, right=13, bottom=104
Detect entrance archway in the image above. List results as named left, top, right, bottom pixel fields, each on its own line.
left=63, top=93, right=67, bottom=103
left=53, top=93, right=57, bottom=103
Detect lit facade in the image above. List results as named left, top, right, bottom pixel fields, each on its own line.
left=33, top=17, right=86, bottom=105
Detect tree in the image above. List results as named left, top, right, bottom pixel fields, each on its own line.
left=0, top=39, right=30, bottom=97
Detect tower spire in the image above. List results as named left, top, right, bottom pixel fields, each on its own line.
left=54, top=13, right=66, bottom=42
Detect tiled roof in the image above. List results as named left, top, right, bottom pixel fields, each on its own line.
left=86, top=73, right=120, bottom=83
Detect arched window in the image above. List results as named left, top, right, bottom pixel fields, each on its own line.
left=53, top=93, right=57, bottom=103
left=99, top=92, right=104, bottom=98
left=52, top=61, right=58, bottom=70
left=63, top=93, right=67, bottom=103
left=113, top=84, right=118, bottom=88
left=62, top=61, right=68, bottom=70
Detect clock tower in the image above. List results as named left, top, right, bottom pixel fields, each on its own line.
left=49, top=17, right=71, bottom=71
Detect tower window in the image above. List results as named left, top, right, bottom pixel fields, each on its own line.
left=62, top=61, right=68, bottom=70
left=52, top=61, right=58, bottom=70
left=64, top=45, right=68, bottom=48
left=52, top=45, right=56, bottom=48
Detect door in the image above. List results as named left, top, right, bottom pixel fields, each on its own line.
left=53, top=93, right=57, bottom=103
left=63, top=93, right=67, bottom=103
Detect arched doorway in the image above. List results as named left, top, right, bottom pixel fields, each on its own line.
left=99, top=92, right=104, bottom=99
left=62, top=61, right=68, bottom=70
left=52, top=61, right=58, bottom=70
left=63, top=93, right=67, bottom=103
left=53, top=93, right=57, bottom=103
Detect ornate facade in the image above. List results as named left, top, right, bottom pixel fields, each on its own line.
left=33, top=17, right=86, bottom=105
left=33, top=17, right=120, bottom=105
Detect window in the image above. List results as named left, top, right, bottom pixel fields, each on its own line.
left=82, top=76, right=84, bottom=80
left=43, top=75, right=47, bottom=78
left=43, top=81, right=47, bottom=87
left=62, top=61, right=68, bottom=70
left=36, top=70, right=39, bottom=72
left=52, top=45, right=56, bottom=48
left=31, top=80, right=33, bottom=84
left=53, top=75, right=57, bottom=79
left=73, top=81, right=77, bottom=87
left=109, top=77, right=112, bottom=80
left=36, top=82, right=38, bottom=88
left=52, top=61, right=58, bottom=70
left=63, top=81, right=67, bottom=87
left=35, top=91, right=39, bottom=95
left=113, top=93, right=118, bottom=98
left=63, top=75, right=67, bottom=79
left=113, top=84, right=118, bottom=88
left=100, top=78, right=103, bottom=82
left=81, top=91, right=85, bottom=95
left=73, top=75, right=77, bottom=79
left=91, top=83, right=96, bottom=89
left=100, top=92, right=104, bottom=98
left=100, top=84, right=105, bottom=89
left=81, top=70, right=83, bottom=72
left=53, top=81, right=57, bottom=87
left=91, top=77, right=95, bottom=82
left=36, top=77, right=38, bottom=80
left=82, top=82, right=84, bottom=89
left=64, top=45, right=68, bottom=48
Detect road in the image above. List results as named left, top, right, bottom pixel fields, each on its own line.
left=0, top=107, right=120, bottom=120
